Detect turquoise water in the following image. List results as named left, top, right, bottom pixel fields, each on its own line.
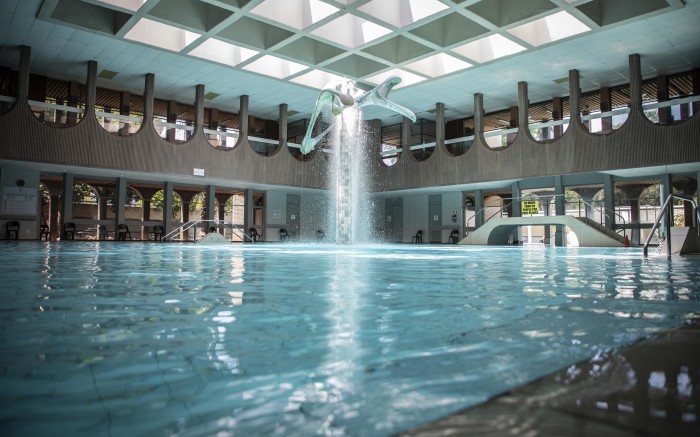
left=1, top=242, right=699, bottom=436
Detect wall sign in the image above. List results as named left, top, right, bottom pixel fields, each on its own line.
left=2, top=187, right=38, bottom=216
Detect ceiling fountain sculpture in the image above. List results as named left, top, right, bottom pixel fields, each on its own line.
left=300, top=76, right=416, bottom=244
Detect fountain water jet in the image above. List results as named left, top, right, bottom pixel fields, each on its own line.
left=301, top=77, right=416, bottom=244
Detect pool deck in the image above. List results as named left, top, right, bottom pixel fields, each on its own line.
left=401, top=322, right=700, bottom=436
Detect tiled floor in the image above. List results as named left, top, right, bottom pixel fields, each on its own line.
left=402, top=322, right=700, bottom=436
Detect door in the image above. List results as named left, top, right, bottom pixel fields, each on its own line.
left=429, top=194, right=442, bottom=243
left=385, top=198, right=403, bottom=243
left=286, top=194, right=300, bottom=239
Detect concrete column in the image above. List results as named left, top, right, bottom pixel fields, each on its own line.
left=119, top=91, right=131, bottom=136
left=67, top=81, right=79, bottom=126
left=86, top=60, right=96, bottom=114
left=508, top=103, right=519, bottom=144
left=244, top=189, right=254, bottom=242
left=511, top=182, right=521, bottom=218
left=435, top=102, right=445, bottom=150
left=629, top=54, right=643, bottom=115
left=279, top=103, right=288, bottom=148
left=693, top=68, right=700, bottom=114
left=116, top=177, right=127, bottom=225
left=474, top=93, right=484, bottom=144
left=657, top=75, right=671, bottom=125
left=167, top=100, right=177, bottom=142
left=600, top=86, right=612, bottom=133
left=568, top=70, right=582, bottom=128
left=205, top=185, right=216, bottom=229
left=603, top=174, right=615, bottom=230
left=18, top=45, right=30, bottom=102
left=659, top=173, right=672, bottom=239
left=552, top=97, right=563, bottom=139
left=163, top=181, right=173, bottom=234
left=474, top=189, right=483, bottom=228
left=144, top=74, right=154, bottom=124
left=554, top=176, right=565, bottom=246
left=60, top=173, right=74, bottom=239
left=194, top=84, right=204, bottom=139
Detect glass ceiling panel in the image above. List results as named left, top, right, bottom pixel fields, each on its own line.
left=97, top=0, right=145, bottom=11
left=189, top=38, right=259, bottom=67
left=358, top=0, right=448, bottom=28
left=311, top=14, right=391, bottom=49
left=451, top=34, right=526, bottom=63
left=290, top=70, right=349, bottom=90
left=242, top=55, right=308, bottom=79
left=404, top=53, right=472, bottom=78
left=507, top=11, right=590, bottom=47
left=365, top=68, right=425, bottom=88
left=124, top=18, right=200, bottom=52
left=251, top=0, right=338, bottom=30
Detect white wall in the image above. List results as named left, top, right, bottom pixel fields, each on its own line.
left=403, top=194, right=429, bottom=243
left=441, top=191, right=462, bottom=243
left=1, top=166, right=41, bottom=239
left=300, top=191, right=330, bottom=241
left=265, top=190, right=287, bottom=241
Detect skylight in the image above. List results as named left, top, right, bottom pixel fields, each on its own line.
left=404, top=53, right=472, bottom=78
left=189, top=39, right=259, bottom=67
left=311, top=14, right=391, bottom=49
left=250, top=0, right=338, bottom=30
left=242, top=55, right=308, bottom=79
left=507, top=11, right=590, bottom=47
left=124, top=18, right=200, bottom=52
left=451, top=34, right=526, bottom=63
left=358, top=0, right=448, bottom=28
left=290, top=70, right=350, bottom=90
left=365, top=69, right=425, bottom=88
left=96, top=0, right=145, bottom=11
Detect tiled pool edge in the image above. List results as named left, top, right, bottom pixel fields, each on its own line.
left=401, top=321, right=700, bottom=436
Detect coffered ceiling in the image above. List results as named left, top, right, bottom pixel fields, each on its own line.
left=1, top=0, right=699, bottom=125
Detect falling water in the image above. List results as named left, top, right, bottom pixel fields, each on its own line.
left=327, top=104, right=372, bottom=244
left=301, top=76, right=414, bottom=244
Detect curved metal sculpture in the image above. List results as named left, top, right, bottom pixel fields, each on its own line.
left=299, top=76, right=416, bottom=155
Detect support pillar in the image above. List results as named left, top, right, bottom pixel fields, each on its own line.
left=473, top=189, right=484, bottom=228
left=554, top=176, right=565, bottom=246
left=119, top=91, right=131, bottom=136
left=659, top=173, right=672, bottom=239
left=603, top=174, right=615, bottom=230
left=163, top=181, right=173, bottom=234
left=552, top=97, right=563, bottom=139
left=600, top=86, right=612, bottom=133
left=60, top=173, right=74, bottom=239
left=657, top=75, right=671, bottom=125
left=244, top=189, right=254, bottom=242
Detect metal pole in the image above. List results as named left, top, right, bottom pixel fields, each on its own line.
left=666, top=197, right=673, bottom=257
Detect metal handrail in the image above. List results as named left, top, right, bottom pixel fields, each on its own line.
left=465, top=201, right=513, bottom=235
left=465, top=194, right=628, bottom=238
left=163, top=219, right=252, bottom=243
left=573, top=198, right=628, bottom=240
left=643, top=194, right=700, bottom=257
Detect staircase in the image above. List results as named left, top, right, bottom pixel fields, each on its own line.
left=574, top=217, right=629, bottom=246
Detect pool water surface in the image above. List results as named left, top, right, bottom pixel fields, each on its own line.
left=1, top=242, right=699, bottom=436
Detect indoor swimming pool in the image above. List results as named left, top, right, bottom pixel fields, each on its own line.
left=1, top=242, right=699, bottom=436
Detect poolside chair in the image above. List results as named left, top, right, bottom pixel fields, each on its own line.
left=249, top=227, right=262, bottom=242
left=62, top=222, right=75, bottom=240
left=116, top=224, right=132, bottom=241
left=5, top=221, right=19, bottom=239
left=448, top=229, right=460, bottom=244
left=316, top=229, right=325, bottom=241
left=150, top=225, right=164, bottom=241
left=98, top=225, right=109, bottom=240
left=279, top=228, right=289, bottom=241
left=40, top=224, right=50, bottom=241
left=412, top=230, right=423, bottom=243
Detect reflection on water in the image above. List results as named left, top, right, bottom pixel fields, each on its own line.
left=0, top=243, right=699, bottom=436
